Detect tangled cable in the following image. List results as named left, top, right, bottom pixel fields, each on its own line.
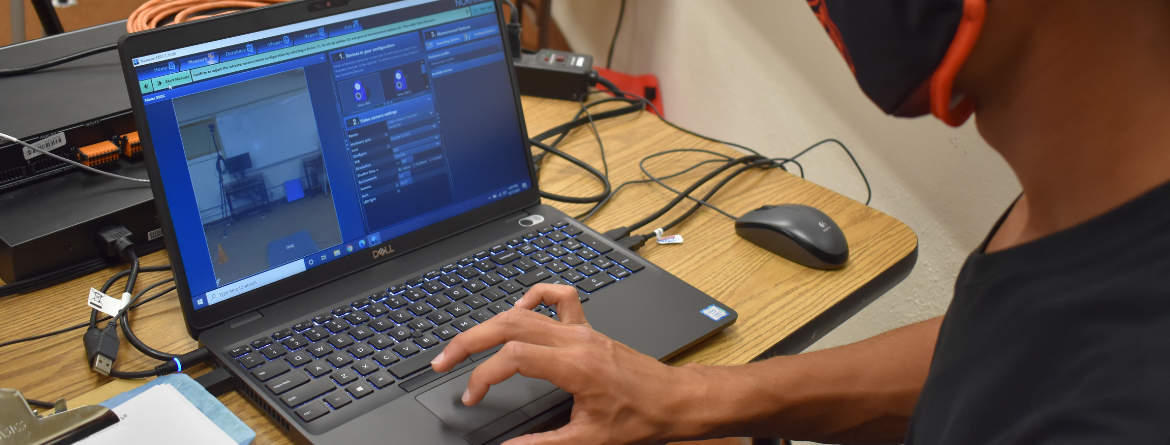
left=127, top=0, right=291, bottom=32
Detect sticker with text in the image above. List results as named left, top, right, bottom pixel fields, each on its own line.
left=22, top=132, right=66, bottom=160
left=701, top=305, right=729, bottom=321
left=87, top=288, right=125, bottom=317
left=654, top=228, right=684, bottom=245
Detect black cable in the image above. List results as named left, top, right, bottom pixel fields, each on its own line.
left=501, top=0, right=520, bottom=24
left=783, top=138, right=872, bottom=206
left=624, top=155, right=765, bottom=233
left=579, top=149, right=734, bottom=221
left=1, top=283, right=174, bottom=349
left=0, top=43, right=117, bottom=78
left=652, top=158, right=794, bottom=235
left=578, top=157, right=732, bottom=222
left=594, top=76, right=764, bottom=157
left=531, top=139, right=611, bottom=203
left=123, top=250, right=140, bottom=297
left=577, top=94, right=611, bottom=178
left=528, top=97, right=645, bottom=204
left=595, top=76, right=621, bottom=96
left=25, top=399, right=56, bottom=409
left=592, top=79, right=871, bottom=206
left=89, top=265, right=173, bottom=328
left=606, top=0, right=628, bottom=69
left=119, top=281, right=182, bottom=361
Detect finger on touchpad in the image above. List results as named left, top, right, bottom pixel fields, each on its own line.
left=416, top=370, right=557, bottom=434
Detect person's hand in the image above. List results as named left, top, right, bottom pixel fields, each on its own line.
left=430, top=283, right=703, bottom=445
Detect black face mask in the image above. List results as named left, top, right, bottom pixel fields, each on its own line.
left=806, top=0, right=987, bottom=127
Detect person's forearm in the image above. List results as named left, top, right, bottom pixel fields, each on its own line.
left=673, top=317, right=942, bottom=444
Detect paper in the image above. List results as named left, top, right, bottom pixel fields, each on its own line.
left=79, top=384, right=236, bottom=445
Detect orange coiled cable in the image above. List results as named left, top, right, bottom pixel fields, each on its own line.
left=127, top=0, right=290, bottom=33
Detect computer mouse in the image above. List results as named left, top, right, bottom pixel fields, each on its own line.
left=735, top=204, right=849, bottom=270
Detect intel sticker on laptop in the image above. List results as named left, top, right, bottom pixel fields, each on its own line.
left=701, top=305, right=729, bottom=321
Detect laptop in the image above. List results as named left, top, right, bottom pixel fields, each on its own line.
left=118, top=1, right=737, bottom=443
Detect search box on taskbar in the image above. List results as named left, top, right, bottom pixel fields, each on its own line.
left=205, top=260, right=307, bottom=306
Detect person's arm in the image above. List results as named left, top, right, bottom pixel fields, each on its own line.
left=431, top=284, right=940, bottom=445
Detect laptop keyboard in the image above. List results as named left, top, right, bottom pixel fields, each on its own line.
left=227, top=220, right=646, bottom=425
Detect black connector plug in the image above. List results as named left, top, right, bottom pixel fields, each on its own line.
left=96, top=226, right=135, bottom=260
left=83, top=326, right=120, bottom=375
left=617, top=234, right=649, bottom=252
left=602, top=226, right=630, bottom=242
left=195, top=366, right=239, bottom=397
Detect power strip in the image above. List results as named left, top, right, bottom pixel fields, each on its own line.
left=514, top=50, right=595, bottom=101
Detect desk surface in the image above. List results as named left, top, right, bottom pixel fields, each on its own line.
left=0, top=96, right=916, bottom=442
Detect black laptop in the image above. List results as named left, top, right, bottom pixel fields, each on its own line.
left=118, top=0, right=736, bottom=443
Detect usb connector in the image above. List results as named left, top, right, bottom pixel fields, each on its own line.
left=83, top=326, right=120, bottom=376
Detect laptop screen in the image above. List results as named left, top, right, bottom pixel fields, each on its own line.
left=132, top=0, right=532, bottom=310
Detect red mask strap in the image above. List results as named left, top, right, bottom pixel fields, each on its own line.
left=931, top=0, right=987, bottom=127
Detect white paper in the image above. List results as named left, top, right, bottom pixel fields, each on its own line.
left=78, top=384, right=236, bottom=445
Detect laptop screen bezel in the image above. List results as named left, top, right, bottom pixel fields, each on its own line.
left=118, top=0, right=541, bottom=337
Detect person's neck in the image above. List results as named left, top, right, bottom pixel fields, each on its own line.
left=971, top=1, right=1170, bottom=251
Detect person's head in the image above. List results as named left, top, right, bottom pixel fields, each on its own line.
left=807, top=0, right=1170, bottom=144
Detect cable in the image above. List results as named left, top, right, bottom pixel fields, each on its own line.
left=652, top=158, right=791, bottom=235
left=592, top=78, right=872, bottom=206
left=0, top=44, right=117, bottom=78
left=528, top=97, right=645, bottom=204
left=0, top=132, right=150, bottom=184
left=576, top=94, right=611, bottom=178
left=578, top=148, right=735, bottom=222
left=1, top=281, right=174, bottom=349
left=89, top=265, right=174, bottom=328
left=578, top=157, right=731, bottom=222
left=127, top=0, right=290, bottom=33
left=597, top=85, right=763, bottom=156
left=784, top=138, right=872, bottom=206
left=24, top=399, right=57, bottom=409
left=606, top=0, right=628, bottom=69
left=119, top=280, right=182, bottom=361
left=501, top=0, right=520, bottom=24
left=531, top=139, right=611, bottom=203
left=621, top=155, right=765, bottom=234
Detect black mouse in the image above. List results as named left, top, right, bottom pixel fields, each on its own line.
left=735, top=204, right=849, bottom=270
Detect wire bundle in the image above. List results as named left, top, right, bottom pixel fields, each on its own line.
left=534, top=76, right=871, bottom=249
left=127, top=0, right=291, bottom=32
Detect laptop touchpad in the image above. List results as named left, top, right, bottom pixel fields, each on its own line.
left=417, top=370, right=557, bottom=434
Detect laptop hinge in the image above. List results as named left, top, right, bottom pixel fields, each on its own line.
left=227, top=311, right=263, bottom=329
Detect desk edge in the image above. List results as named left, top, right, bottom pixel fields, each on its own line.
left=753, top=244, right=920, bottom=359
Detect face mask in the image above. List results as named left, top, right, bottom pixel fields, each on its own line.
left=806, top=0, right=987, bottom=127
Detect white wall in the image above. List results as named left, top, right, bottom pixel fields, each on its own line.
left=552, top=0, right=1022, bottom=352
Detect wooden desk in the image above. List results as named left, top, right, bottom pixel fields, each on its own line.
left=0, top=96, right=916, bottom=443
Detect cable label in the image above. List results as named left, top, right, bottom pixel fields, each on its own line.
left=654, top=228, right=684, bottom=245
left=22, top=132, right=66, bottom=160
left=87, top=288, right=125, bottom=317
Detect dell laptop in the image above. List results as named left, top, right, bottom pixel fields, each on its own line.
left=118, top=0, right=737, bottom=443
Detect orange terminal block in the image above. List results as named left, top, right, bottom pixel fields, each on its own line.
left=78, top=141, right=121, bottom=167
left=121, top=132, right=142, bottom=157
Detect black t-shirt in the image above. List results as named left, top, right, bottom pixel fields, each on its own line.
left=906, top=182, right=1170, bottom=444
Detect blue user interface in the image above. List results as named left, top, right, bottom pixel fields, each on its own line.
left=133, top=0, right=532, bottom=310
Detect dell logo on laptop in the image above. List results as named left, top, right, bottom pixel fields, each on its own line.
left=371, top=245, right=396, bottom=259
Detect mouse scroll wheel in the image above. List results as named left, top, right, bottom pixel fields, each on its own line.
left=758, top=205, right=775, bottom=210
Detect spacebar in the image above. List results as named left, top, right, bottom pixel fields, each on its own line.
left=389, top=345, right=446, bottom=379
